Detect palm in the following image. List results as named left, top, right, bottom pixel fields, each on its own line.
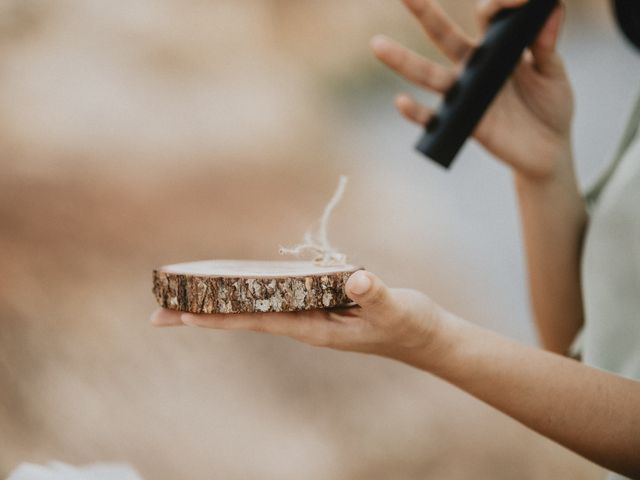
left=477, top=60, right=574, bottom=177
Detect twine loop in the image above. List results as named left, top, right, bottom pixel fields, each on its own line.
left=279, top=175, right=348, bottom=267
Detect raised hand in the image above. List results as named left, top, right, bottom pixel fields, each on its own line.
left=372, top=0, right=574, bottom=180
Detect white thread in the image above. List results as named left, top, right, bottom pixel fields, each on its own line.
left=279, top=175, right=348, bottom=266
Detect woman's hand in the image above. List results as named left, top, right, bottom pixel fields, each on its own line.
left=150, top=270, right=450, bottom=365
left=372, top=0, right=574, bottom=181
left=151, top=271, right=640, bottom=477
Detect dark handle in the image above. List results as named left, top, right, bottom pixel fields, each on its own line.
left=415, top=0, right=558, bottom=168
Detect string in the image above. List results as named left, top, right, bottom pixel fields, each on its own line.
left=279, top=175, right=348, bottom=266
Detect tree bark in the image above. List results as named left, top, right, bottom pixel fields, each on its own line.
left=153, top=260, right=362, bottom=314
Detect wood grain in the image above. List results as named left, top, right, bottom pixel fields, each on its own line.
left=153, top=260, right=362, bottom=314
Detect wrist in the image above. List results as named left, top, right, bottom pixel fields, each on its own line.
left=397, top=305, right=469, bottom=373
left=513, top=139, right=575, bottom=189
left=513, top=154, right=585, bottom=217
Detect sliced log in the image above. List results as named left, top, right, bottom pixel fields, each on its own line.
left=153, top=260, right=363, bottom=314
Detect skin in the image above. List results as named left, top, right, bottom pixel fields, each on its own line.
left=370, top=0, right=586, bottom=354
left=151, top=0, right=639, bottom=477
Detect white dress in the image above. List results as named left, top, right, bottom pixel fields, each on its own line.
left=578, top=94, right=640, bottom=480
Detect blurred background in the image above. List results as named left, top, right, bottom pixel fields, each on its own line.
left=1, top=0, right=639, bottom=478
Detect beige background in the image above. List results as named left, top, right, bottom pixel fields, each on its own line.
left=1, top=0, right=639, bottom=478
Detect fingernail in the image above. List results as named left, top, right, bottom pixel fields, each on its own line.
left=395, top=93, right=411, bottom=106
left=370, top=35, right=390, bottom=53
left=150, top=310, right=171, bottom=326
left=349, top=271, right=371, bottom=295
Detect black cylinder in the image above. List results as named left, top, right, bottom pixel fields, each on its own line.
left=416, top=0, right=558, bottom=168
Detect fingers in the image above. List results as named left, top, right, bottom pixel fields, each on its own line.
left=368, top=34, right=446, bottom=126
left=150, top=308, right=184, bottom=327
left=395, top=93, right=433, bottom=126
left=181, top=310, right=302, bottom=333
left=529, top=5, right=564, bottom=74
left=345, top=271, right=397, bottom=314
left=402, top=0, right=475, bottom=62
left=476, top=0, right=528, bottom=31
left=180, top=309, right=338, bottom=345
left=370, top=35, right=457, bottom=93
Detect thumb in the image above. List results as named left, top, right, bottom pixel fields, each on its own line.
left=530, top=4, right=564, bottom=74
left=345, top=270, right=395, bottom=311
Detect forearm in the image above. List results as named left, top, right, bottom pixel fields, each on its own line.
left=404, top=316, right=640, bottom=479
left=514, top=146, right=587, bottom=354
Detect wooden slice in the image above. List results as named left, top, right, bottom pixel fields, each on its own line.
left=153, top=260, right=363, bottom=314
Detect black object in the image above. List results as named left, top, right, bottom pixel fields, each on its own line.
left=416, top=0, right=558, bottom=168
left=613, top=0, right=640, bottom=50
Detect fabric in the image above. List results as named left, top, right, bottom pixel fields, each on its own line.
left=579, top=92, right=640, bottom=480
left=6, top=462, right=143, bottom=480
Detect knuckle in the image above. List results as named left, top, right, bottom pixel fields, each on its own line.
left=416, top=62, right=434, bottom=87
left=417, top=63, right=453, bottom=92
left=429, top=24, right=446, bottom=43
left=451, top=42, right=471, bottom=63
left=365, top=286, right=387, bottom=307
left=414, top=112, right=428, bottom=125
left=410, top=104, right=422, bottom=120
left=395, top=49, right=409, bottom=70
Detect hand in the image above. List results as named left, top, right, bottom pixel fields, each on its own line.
left=371, top=0, right=574, bottom=181
left=150, top=270, right=448, bottom=364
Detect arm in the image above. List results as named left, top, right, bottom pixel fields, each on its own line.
left=419, top=314, right=640, bottom=479
left=370, top=0, right=585, bottom=353
left=514, top=157, right=588, bottom=354
left=151, top=270, right=640, bottom=478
